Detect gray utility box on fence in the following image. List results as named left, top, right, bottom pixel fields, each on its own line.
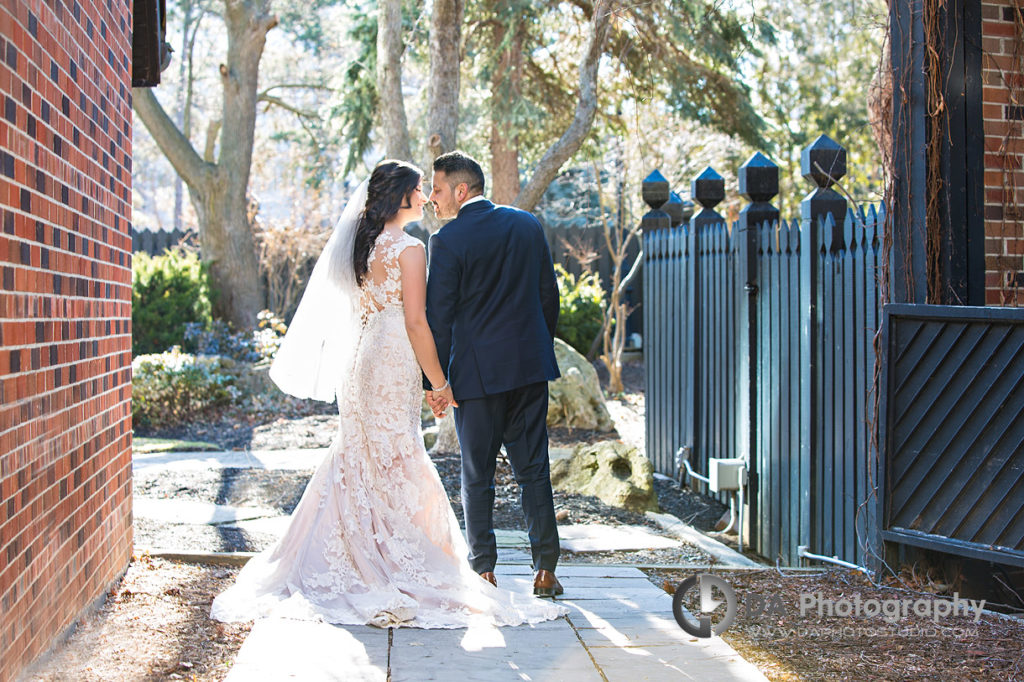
left=709, top=458, right=747, bottom=492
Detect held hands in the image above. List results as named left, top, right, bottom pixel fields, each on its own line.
left=426, top=384, right=457, bottom=419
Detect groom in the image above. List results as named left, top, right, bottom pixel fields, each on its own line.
left=424, top=151, right=563, bottom=598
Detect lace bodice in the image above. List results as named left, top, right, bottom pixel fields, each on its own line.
left=359, top=230, right=424, bottom=319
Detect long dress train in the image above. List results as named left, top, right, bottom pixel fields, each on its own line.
left=210, top=229, right=566, bottom=628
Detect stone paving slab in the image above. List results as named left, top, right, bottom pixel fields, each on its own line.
left=389, top=623, right=601, bottom=682
left=133, top=448, right=328, bottom=473
left=229, top=515, right=293, bottom=537
left=496, top=565, right=643, bottom=578
left=647, top=512, right=761, bottom=568
left=495, top=529, right=530, bottom=547
left=588, top=644, right=761, bottom=681
left=575, top=619, right=703, bottom=648
left=561, top=595, right=679, bottom=621
left=133, top=498, right=280, bottom=525
left=558, top=524, right=681, bottom=552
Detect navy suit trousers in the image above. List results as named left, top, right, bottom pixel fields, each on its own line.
left=453, top=381, right=560, bottom=574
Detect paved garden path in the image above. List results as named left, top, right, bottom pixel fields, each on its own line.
left=225, top=564, right=768, bottom=682
left=135, top=448, right=767, bottom=680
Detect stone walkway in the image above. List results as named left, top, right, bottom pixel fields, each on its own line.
left=225, top=564, right=768, bottom=681
left=135, top=448, right=767, bottom=680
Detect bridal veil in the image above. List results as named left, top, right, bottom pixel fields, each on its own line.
left=268, top=180, right=368, bottom=402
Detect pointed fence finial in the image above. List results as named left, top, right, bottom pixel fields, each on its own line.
left=642, top=170, right=669, bottom=209
left=690, top=167, right=725, bottom=232
left=641, top=170, right=671, bottom=230
left=664, top=191, right=684, bottom=227
left=801, top=135, right=847, bottom=189
left=738, top=152, right=779, bottom=204
left=681, top=199, right=695, bottom=224
left=692, top=167, right=725, bottom=210
left=738, top=152, right=780, bottom=230
left=801, top=135, right=848, bottom=249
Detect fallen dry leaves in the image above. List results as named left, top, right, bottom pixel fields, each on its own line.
left=644, top=567, right=1024, bottom=681
left=23, top=555, right=250, bottom=681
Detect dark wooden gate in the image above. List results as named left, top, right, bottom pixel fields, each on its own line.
left=879, top=304, right=1024, bottom=567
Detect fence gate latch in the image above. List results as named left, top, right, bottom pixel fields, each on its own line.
left=744, top=283, right=758, bottom=295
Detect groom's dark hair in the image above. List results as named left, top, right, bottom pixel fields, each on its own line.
left=433, top=151, right=485, bottom=196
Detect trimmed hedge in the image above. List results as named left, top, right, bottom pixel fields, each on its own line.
left=132, top=249, right=213, bottom=356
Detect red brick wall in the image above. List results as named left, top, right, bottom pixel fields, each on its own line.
left=0, top=1, right=133, bottom=679
left=982, top=0, right=1024, bottom=304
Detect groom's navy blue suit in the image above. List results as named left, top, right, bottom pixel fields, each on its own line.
left=425, top=198, right=561, bottom=574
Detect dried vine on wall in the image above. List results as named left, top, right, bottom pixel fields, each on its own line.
left=923, top=0, right=946, bottom=304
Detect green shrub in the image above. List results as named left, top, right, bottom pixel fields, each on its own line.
left=132, top=249, right=213, bottom=356
left=132, top=348, right=239, bottom=428
left=183, top=310, right=287, bottom=364
left=554, top=264, right=605, bottom=355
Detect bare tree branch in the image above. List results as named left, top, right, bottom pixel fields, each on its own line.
left=258, top=83, right=331, bottom=94
left=257, top=93, right=318, bottom=118
left=204, top=119, right=222, bottom=162
left=133, top=87, right=212, bottom=188
left=513, top=0, right=613, bottom=211
left=618, top=248, right=643, bottom=293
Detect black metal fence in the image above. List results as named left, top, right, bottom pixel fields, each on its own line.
left=131, top=227, right=194, bottom=255
left=879, top=304, right=1024, bottom=568
left=643, top=136, right=883, bottom=566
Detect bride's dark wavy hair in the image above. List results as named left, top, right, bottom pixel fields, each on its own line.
left=353, top=160, right=423, bottom=286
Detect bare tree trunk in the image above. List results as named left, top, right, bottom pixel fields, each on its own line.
left=420, top=0, right=463, bottom=232
left=377, top=0, right=412, bottom=160
left=489, top=22, right=523, bottom=205
left=425, top=0, right=462, bottom=161
left=513, top=0, right=612, bottom=212
left=133, top=0, right=274, bottom=329
left=490, top=129, right=520, bottom=205
left=420, top=0, right=464, bottom=232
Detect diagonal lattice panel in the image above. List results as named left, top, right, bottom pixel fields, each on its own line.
left=881, top=304, right=1024, bottom=566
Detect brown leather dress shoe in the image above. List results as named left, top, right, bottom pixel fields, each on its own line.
left=480, top=571, right=497, bottom=587
left=533, top=570, right=563, bottom=597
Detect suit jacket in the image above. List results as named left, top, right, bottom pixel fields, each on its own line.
left=425, top=199, right=560, bottom=401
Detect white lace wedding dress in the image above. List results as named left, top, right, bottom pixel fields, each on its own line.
left=210, top=229, right=566, bottom=628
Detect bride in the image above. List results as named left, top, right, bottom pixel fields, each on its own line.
left=210, top=160, right=566, bottom=628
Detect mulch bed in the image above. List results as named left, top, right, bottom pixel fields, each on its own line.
left=642, top=566, right=1024, bottom=681
left=24, top=556, right=247, bottom=682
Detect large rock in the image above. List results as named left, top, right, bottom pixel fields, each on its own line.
left=550, top=441, right=660, bottom=513
left=431, top=412, right=460, bottom=453
left=547, top=338, right=615, bottom=432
